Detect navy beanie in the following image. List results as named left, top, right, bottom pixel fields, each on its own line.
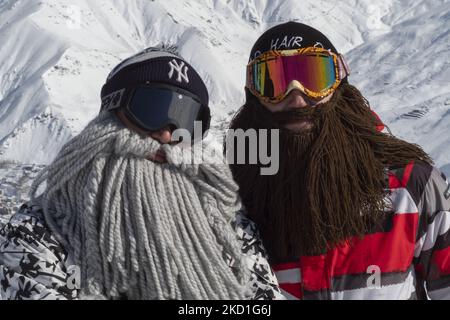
left=100, top=47, right=209, bottom=112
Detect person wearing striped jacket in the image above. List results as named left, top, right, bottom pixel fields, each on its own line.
left=227, top=21, right=449, bottom=300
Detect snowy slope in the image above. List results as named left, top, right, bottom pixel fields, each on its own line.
left=0, top=0, right=449, bottom=171
left=348, top=0, right=450, bottom=172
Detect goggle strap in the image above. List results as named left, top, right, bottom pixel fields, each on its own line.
left=338, top=54, right=351, bottom=80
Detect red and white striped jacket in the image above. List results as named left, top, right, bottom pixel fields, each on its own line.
left=272, top=162, right=450, bottom=300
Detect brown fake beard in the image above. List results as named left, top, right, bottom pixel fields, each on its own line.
left=227, top=84, right=433, bottom=261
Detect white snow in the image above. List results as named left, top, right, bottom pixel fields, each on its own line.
left=0, top=0, right=449, bottom=217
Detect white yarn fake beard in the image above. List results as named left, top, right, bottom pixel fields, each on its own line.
left=33, top=113, right=250, bottom=299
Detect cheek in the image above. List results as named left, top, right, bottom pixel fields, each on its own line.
left=320, top=92, right=334, bottom=104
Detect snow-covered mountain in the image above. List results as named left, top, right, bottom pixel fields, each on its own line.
left=0, top=0, right=449, bottom=170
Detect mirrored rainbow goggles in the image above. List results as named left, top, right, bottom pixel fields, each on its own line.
left=246, top=47, right=350, bottom=103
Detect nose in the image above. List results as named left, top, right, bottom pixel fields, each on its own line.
left=149, top=126, right=173, bottom=144
left=285, top=90, right=311, bottom=109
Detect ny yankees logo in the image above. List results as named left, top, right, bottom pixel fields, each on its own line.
left=168, top=59, right=190, bottom=83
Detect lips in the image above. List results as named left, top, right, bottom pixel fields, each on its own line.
left=284, top=118, right=314, bottom=132
left=148, top=149, right=167, bottom=163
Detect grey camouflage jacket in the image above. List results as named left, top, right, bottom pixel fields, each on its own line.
left=0, top=204, right=283, bottom=300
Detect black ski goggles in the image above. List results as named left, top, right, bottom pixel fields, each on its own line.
left=104, top=84, right=211, bottom=141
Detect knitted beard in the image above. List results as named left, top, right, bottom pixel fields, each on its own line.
left=228, top=84, right=433, bottom=260
left=30, top=112, right=250, bottom=300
